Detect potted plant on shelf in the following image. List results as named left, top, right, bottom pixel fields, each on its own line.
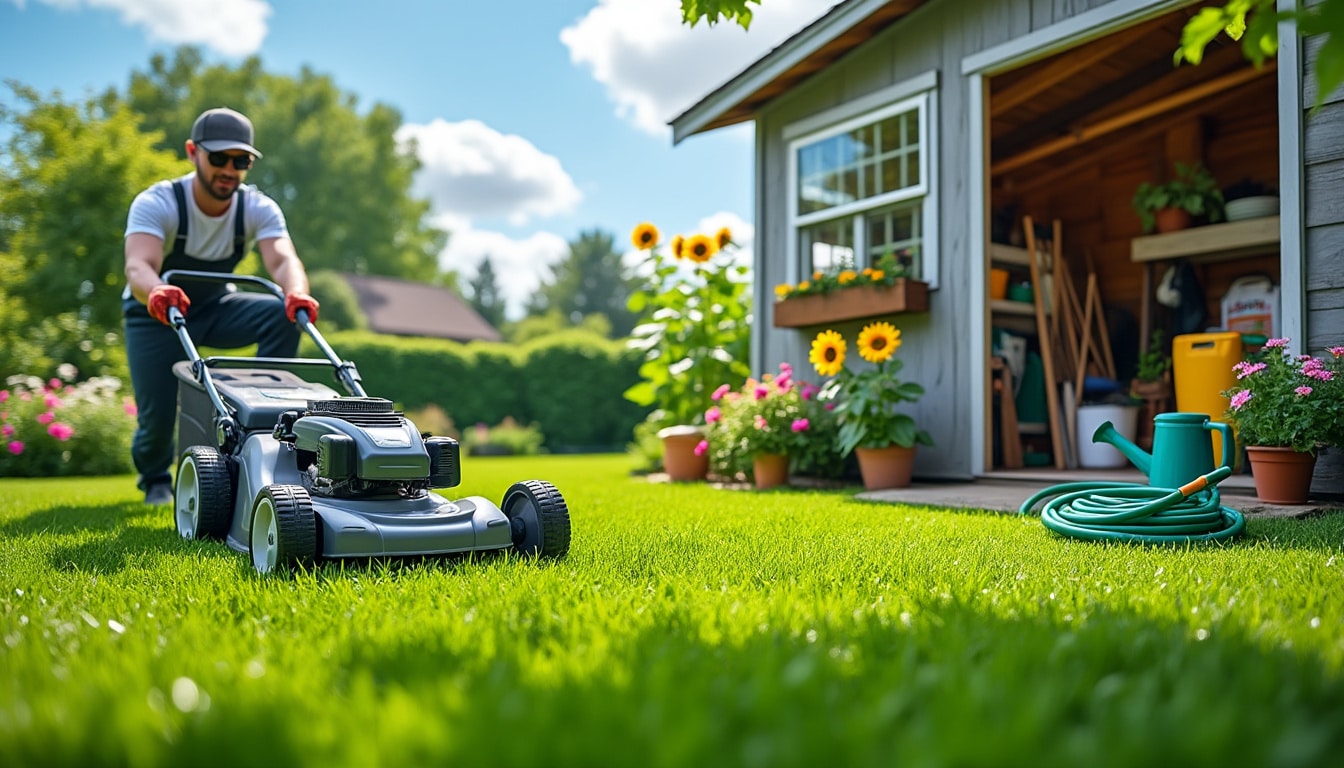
left=703, top=362, right=819, bottom=489
left=1131, top=162, right=1225, bottom=233
left=809, top=321, right=933, bottom=490
left=772, top=249, right=929, bottom=328
left=1221, top=339, right=1344, bottom=504
left=625, top=222, right=751, bottom=481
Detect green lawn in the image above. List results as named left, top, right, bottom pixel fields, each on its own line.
left=2, top=455, right=1343, bottom=767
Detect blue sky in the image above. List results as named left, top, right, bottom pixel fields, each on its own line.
left=0, top=0, right=839, bottom=317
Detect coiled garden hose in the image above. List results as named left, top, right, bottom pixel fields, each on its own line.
left=1018, top=466, right=1245, bottom=544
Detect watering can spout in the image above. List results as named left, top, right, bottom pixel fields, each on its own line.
left=1092, top=420, right=1152, bottom=476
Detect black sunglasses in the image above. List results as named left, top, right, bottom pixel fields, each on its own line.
left=204, top=151, right=254, bottom=171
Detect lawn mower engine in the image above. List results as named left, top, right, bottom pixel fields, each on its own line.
left=286, top=397, right=461, bottom=499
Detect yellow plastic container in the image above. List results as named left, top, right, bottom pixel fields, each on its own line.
left=1172, top=331, right=1244, bottom=461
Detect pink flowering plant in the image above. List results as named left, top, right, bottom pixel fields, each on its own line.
left=1221, top=340, right=1344, bottom=453
left=704, top=362, right=838, bottom=479
left=0, top=369, right=137, bottom=477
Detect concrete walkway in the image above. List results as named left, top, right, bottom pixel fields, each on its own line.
left=859, top=468, right=1342, bottom=520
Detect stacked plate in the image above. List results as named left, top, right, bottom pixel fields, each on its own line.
left=1225, top=195, right=1279, bottom=222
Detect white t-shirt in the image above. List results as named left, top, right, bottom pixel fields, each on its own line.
left=122, top=173, right=289, bottom=300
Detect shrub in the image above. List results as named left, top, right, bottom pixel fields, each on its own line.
left=461, top=417, right=545, bottom=456
left=0, top=372, right=136, bottom=477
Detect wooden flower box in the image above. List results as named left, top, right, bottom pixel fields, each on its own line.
left=772, top=279, right=930, bottom=328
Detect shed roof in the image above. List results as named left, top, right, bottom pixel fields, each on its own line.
left=670, top=0, right=928, bottom=143
left=340, top=273, right=501, bottom=343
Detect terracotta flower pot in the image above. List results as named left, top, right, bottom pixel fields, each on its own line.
left=1154, top=207, right=1191, bottom=233
left=854, top=445, right=917, bottom=490
left=1245, top=446, right=1317, bottom=504
left=752, top=453, right=790, bottom=490
left=658, top=425, right=708, bottom=482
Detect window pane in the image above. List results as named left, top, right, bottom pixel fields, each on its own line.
left=796, top=102, right=922, bottom=214
left=864, top=201, right=922, bottom=275
left=801, top=218, right=855, bottom=276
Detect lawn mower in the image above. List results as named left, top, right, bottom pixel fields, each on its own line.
left=163, top=270, right=570, bottom=574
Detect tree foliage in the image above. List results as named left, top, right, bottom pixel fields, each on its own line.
left=530, top=229, right=638, bottom=337
left=114, top=47, right=449, bottom=279
left=468, top=255, right=506, bottom=329
left=1175, top=0, right=1344, bottom=109
left=680, top=0, right=760, bottom=28
left=0, top=85, right=183, bottom=379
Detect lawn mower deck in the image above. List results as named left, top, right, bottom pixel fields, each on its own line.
left=164, top=270, right=570, bottom=573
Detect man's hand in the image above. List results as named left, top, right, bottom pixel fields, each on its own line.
left=147, top=285, right=190, bottom=325
left=285, top=292, right=320, bottom=324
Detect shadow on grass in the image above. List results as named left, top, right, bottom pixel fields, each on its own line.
left=0, top=499, right=239, bottom=575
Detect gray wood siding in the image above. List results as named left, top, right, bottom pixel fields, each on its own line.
left=1304, top=32, right=1344, bottom=354
left=753, top=0, right=1118, bottom=479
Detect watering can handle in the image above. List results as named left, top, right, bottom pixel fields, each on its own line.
left=1207, top=421, right=1235, bottom=471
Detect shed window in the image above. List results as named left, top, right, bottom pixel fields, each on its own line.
left=789, top=91, right=936, bottom=284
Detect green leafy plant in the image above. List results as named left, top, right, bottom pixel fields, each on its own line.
left=809, top=322, right=934, bottom=455
left=461, top=417, right=545, bottom=456
left=1135, top=330, right=1172, bottom=383
left=624, top=223, right=751, bottom=430
left=1131, top=163, right=1225, bottom=233
left=0, top=371, right=136, bottom=477
left=1221, top=339, right=1344, bottom=453
left=775, top=248, right=913, bottom=300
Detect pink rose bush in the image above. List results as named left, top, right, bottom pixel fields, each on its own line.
left=0, top=372, right=136, bottom=477
left=1221, top=340, right=1344, bottom=453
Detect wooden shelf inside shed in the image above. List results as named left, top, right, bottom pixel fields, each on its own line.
left=1130, top=215, right=1280, bottom=263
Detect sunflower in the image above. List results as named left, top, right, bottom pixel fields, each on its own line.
left=809, top=330, right=847, bottom=377
left=632, top=222, right=659, bottom=250
left=858, top=322, right=901, bottom=364
left=685, top=234, right=717, bottom=263
left=671, top=234, right=686, bottom=260
left=715, top=227, right=733, bottom=249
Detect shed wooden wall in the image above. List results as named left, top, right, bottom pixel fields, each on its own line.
left=755, top=0, right=1146, bottom=480
left=1303, top=28, right=1344, bottom=496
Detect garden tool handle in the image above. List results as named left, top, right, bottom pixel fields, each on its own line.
left=1206, top=420, right=1235, bottom=471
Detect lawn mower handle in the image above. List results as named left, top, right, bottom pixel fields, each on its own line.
left=161, top=270, right=367, bottom=398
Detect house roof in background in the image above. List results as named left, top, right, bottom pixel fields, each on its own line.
left=339, top=273, right=501, bottom=343
left=671, top=0, right=929, bottom=143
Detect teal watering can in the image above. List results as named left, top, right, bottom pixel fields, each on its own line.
left=1092, top=412, right=1235, bottom=488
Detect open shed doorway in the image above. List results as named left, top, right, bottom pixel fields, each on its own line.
left=982, top=7, right=1281, bottom=475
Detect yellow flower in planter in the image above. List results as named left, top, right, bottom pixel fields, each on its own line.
left=857, top=322, right=900, bottom=364
left=809, top=330, right=846, bottom=377
left=775, top=284, right=793, bottom=298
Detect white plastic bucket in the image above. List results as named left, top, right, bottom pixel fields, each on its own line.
left=1076, top=405, right=1140, bottom=469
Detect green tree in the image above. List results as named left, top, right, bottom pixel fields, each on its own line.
left=531, top=229, right=638, bottom=337
left=468, top=255, right=506, bottom=329
left=0, top=85, right=183, bottom=379
left=306, top=269, right=368, bottom=333
left=113, top=47, right=449, bottom=280
left=1175, top=0, right=1344, bottom=110
left=680, top=0, right=760, bottom=28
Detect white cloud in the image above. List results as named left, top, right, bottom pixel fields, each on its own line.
left=431, top=213, right=570, bottom=321
left=561, top=0, right=839, bottom=136
left=22, top=0, right=271, bottom=56
left=398, top=119, right=583, bottom=227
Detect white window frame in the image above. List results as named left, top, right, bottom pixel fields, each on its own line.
left=784, top=74, right=940, bottom=290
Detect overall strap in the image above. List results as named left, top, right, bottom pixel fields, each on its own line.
left=232, top=187, right=248, bottom=263
left=170, top=179, right=190, bottom=259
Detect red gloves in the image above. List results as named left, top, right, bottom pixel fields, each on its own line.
left=285, top=292, right=320, bottom=324
left=147, top=285, right=190, bottom=325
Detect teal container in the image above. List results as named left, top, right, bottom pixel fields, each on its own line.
left=1092, top=412, right=1235, bottom=488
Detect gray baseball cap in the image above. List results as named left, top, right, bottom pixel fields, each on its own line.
left=191, top=107, right=263, bottom=157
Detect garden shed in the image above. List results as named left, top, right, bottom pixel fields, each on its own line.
left=672, top=0, right=1343, bottom=494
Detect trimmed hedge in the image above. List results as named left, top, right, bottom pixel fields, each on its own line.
left=300, top=330, right=646, bottom=452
